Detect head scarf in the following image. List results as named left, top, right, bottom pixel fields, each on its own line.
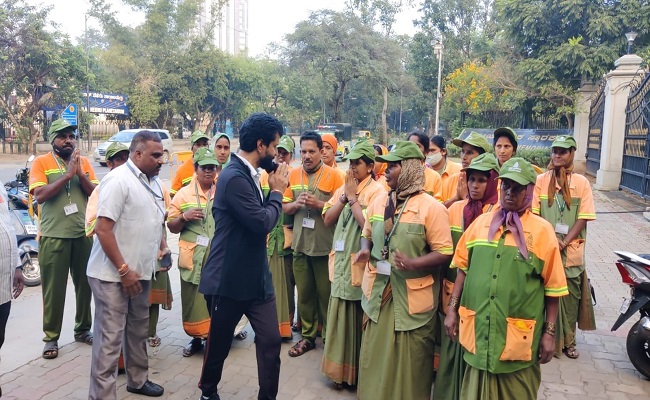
left=211, top=133, right=231, bottom=168
left=321, top=134, right=338, bottom=151
left=463, top=170, right=499, bottom=230
left=384, top=159, right=425, bottom=235
left=547, top=148, right=575, bottom=210
left=374, top=145, right=389, bottom=179
left=488, top=184, right=534, bottom=259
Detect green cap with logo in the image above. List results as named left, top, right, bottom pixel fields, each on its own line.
left=193, top=147, right=219, bottom=166
left=48, top=118, right=77, bottom=144
left=105, top=142, right=129, bottom=160
left=190, top=130, right=210, bottom=145
left=278, top=135, right=295, bottom=153
left=344, top=139, right=375, bottom=161
left=498, top=157, right=538, bottom=186
left=452, top=131, right=492, bottom=153
left=493, top=127, right=518, bottom=143
left=551, top=135, right=577, bottom=149
left=463, top=153, right=500, bottom=173
left=376, top=141, right=424, bottom=162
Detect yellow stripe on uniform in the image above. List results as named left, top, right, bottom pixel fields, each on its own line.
left=545, top=286, right=569, bottom=297
left=466, top=239, right=499, bottom=249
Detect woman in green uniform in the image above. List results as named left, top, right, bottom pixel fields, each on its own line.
left=356, top=141, right=453, bottom=400
left=532, top=135, right=596, bottom=359
left=168, top=148, right=218, bottom=357
left=445, top=158, right=568, bottom=399
left=434, top=153, right=500, bottom=399
left=320, top=140, right=384, bottom=388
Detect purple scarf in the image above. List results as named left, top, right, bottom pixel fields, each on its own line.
left=488, top=184, right=534, bottom=258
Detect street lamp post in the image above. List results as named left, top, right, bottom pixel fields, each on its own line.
left=432, top=38, right=444, bottom=136
left=626, top=31, right=638, bottom=55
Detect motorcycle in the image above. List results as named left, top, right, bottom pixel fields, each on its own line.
left=611, top=250, right=650, bottom=379
left=10, top=208, right=40, bottom=286
left=5, top=155, right=37, bottom=214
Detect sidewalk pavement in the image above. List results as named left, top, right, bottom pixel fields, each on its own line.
left=1, top=187, right=650, bottom=399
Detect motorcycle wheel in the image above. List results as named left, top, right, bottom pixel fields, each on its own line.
left=626, top=320, right=650, bottom=379
left=21, top=253, right=41, bottom=287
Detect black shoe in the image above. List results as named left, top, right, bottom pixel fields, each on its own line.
left=199, top=394, right=220, bottom=400
left=126, top=380, right=164, bottom=397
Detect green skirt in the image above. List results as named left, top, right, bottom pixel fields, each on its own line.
left=433, top=312, right=465, bottom=400
left=149, top=270, right=172, bottom=310
left=555, top=270, right=596, bottom=354
left=180, top=278, right=210, bottom=339
left=357, top=297, right=436, bottom=400
left=269, top=251, right=292, bottom=339
left=321, top=296, right=362, bottom=385
left=460, top=364, right=541, bottom=400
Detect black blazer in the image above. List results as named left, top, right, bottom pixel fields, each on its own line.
left=199, top=153, right=283, bottom=301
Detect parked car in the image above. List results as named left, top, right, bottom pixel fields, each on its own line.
left=93, top=129, right=173, bottom=166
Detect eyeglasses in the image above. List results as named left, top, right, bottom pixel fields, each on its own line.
left=199, top=165, right=217, bottom=172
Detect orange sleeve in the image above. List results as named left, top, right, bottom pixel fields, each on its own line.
left=577, top=177, right=596, bottom=220
left=28, top=156, right=48, bottom=194
left=539, top=222, right=569, bottom=297
left=451, top=224, right=473, bottom=271
left=283, top=170, right=296, bottom=203
left=424, top=201, right=453, bottom=255
left=331, top=168, right=345, bottom=192
left=167, top=187, right=185, bottom=220
left=362, top=196, right=379, bottom=240
left=432, top=170, right=443, bottom=201
left=81, top=157, right=98, bottom=184
left=323, top=185, right=343, bottom=214
left=532, top=173, right=543, bottom=215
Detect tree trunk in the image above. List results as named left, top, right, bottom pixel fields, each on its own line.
left=381, top=86, right=388, bottom=144
left=427, top=112, right=435, bottom=136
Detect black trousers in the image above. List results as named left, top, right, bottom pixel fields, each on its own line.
left=199, top=295, right=281, bottom=400
left=0, top=301, right=10, bottom=349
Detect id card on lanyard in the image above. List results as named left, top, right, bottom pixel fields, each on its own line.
left=378, top=195, right=411, bottom=276
left=300, top=166, right=325, bottom=230
left=51, top=153, right=78, bottom=216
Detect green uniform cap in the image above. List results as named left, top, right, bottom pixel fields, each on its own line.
left=193, top=147, right=219, bottom=166
left=278, top=135, right=295, bottom=152
left=190, top=130, right=210, bottom=145
left=498, top=157, right=537, bottom=186
left=463, top=152, right=500, bottom=173
left=105, top=142, right=129, bottom=160
left=551, top=135, right=577, bottom=149
left=452, top=131, right=492, bottom=153
left=376, top=141, right=424, bottom=162
left=344, top=140, right=375, bottom=161
left=493, top=127, right=518, bottom=143
left=48, top=118, right=77, bottom=144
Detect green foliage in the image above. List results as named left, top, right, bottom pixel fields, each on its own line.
left=516, top=148, right=551, bottom=169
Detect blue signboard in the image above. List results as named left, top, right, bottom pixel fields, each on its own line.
left=82, top=92, right=129, bottom=115
left=459, top=128, right=573, bottom=150
left=61, top=103, right=78, bottom=126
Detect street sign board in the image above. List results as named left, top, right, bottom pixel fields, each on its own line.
left=61, top=104, right=78, bottom=126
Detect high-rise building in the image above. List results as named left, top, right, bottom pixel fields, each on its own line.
left=197, top=0, right=248, bottom=56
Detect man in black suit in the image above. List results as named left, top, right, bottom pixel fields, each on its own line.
left=198, top=113, right=289, bottom=400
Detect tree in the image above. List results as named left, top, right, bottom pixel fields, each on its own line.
left=0, top=1, right=87, bottom=148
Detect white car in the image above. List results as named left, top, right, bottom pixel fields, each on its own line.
left=93, top=129, right=173, bottom=166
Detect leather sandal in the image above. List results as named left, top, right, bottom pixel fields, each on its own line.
left=288, top=339, right=315, bottom=357
left=182, top=338, right=204, bottom=357
left=563, top=346, right=579, bottom=359
left=43, top=341, right=59, bottom=359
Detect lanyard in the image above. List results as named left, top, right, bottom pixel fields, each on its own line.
left=301, top=165, right=325, bottom=218
left=382, top=195, right=411, bottom=259
left=51, top=153, right=72, bottom=204
left=126, top=162, right=165, bottom=218
left=554, top=175, right=572, bottom=215
left=341, top=177, right=373, bottom=230
left=194, top=181, right=214, bottom=232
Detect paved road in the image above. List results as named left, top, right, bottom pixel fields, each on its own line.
left=1, top=159, right=649, bottom=399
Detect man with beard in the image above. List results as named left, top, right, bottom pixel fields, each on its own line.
left=198, top=113, right=289, bottom=400
left=87, top=130, right=167, bottom=399
left=29, top=119, right=99, bottom=360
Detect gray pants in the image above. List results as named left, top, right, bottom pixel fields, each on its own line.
left=88, top=277, right=150, bottom=400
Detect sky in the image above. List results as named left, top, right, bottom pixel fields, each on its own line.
left=25, top=0, right=422, bottom=57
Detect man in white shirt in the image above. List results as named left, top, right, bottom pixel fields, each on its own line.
left=87, top=131, right=168, bottom=399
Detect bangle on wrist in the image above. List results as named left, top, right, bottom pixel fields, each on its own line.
left=348, top=197, right=358, bottom=206
left=448, top=295, right=460, bottom=310
left=180, top=213, right=187, bottom=222
left=117, top=263, right=128, bottom=275
left=543, top=321, right=556, bottom=336
left=339, top=194, right=348, bottom=204
left=119, top=267, right=130, bottom=277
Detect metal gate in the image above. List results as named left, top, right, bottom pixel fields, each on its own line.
left=620, top=73, right=650, bottom=198
left=586, top=82, right=606, bottom=176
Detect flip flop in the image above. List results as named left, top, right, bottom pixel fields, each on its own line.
left=182, top=338, right=204, bottom=357
left=43, top=341, right=59, bottom=359
left=563, top=346, right=579, bottom=359
left=148, top=335, right=161, bottom=347
left=74, top=331, right=93, bottom=345
left=234, top=331, right=247, bottom=341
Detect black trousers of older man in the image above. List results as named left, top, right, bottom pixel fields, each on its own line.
left=199, top=294, right=281, bottom=400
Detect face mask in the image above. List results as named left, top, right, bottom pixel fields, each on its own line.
left=426, top=152, right=443, bottom=166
